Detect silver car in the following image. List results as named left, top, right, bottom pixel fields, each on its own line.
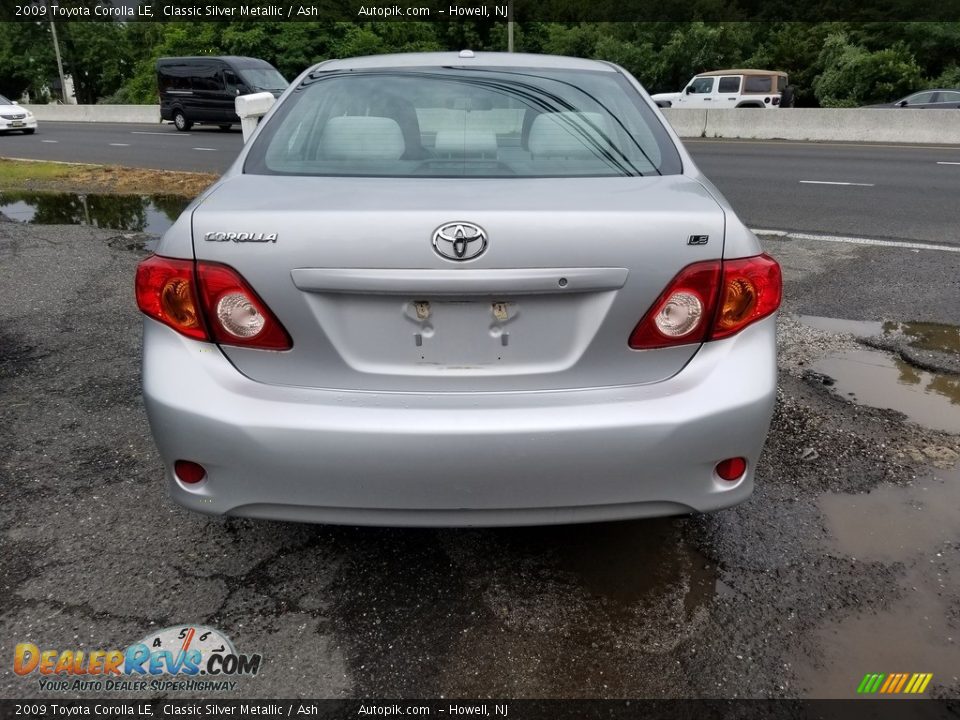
left=136, top=52, right=781, bottom=527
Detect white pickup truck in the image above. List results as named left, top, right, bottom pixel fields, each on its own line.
left=652, top=69, right=793, bottom=109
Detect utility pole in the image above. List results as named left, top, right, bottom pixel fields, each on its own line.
left=507, top=0, right=514, bottom=52
left=44, top=0, right=67, bottom=104
left=50, top=21, right=67, bottom=103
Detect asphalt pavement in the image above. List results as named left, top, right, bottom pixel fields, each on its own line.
left=1, top=218, right=958, bottom=699
left=3, top=122, right=960, bottom=245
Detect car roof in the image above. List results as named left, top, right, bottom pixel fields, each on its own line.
left=312, top=52, right=618, bottom=73
left=157, top=56, right=272, bottom=66
left=696, top=69, right=787, bottom=77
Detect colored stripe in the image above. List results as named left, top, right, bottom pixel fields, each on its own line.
left=869, top=674, right=886, bottom=693
left=880, top=675, right=896, bottom=693
left=856, top=674, right=873, bottom=693
left=885, top=674, right=901, bottom=693
left=904, top=674, right=919, bottom=693
left=917, top=674, right=933, bottom=693
left=893, top=674, right=909, bottom=693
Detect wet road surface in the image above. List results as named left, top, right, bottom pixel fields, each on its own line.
left=0, top=221, right=958, bottom=699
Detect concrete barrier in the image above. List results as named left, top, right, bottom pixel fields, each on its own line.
left=20, top=104, right=960, bottom=144
left=23, top=104, right=161, bottom=124
left=663, top=107, right=960, bottom=144
left=659, top=108, right=707, bottom=139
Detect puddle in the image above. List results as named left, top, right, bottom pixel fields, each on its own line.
left=797, top=314, right=883, bottom=337
left=435, top=519, right=718, bottom=696
left=884, top=320, right=960, bottom=355
left=820, top=472, right=960, bottom=563
left=799, top=315, right=960, bottom=354
left=0, top=190, right=188, bottom=235
left=812, top=348, right=960, bottom=433
left=797, top=471, right=960, bottom=697
left=537, top=518, right=716, bottom=613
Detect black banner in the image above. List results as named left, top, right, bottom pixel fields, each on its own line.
left=1, top=700, right=958, bottom=720
left=2, top=0, right=960, bottom=22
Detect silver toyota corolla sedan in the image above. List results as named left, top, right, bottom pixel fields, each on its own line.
left=136, top=51, right=781, bottom=527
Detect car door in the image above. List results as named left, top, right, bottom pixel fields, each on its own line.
left=900, top=91, right=936, bottom=108
left=716, top=76, right=741, bottom=108
left=931, top=91, right=960, bottom=108
left=678, top=76, right=716, bottom=108
left=190, top=63, right=221, bottom=121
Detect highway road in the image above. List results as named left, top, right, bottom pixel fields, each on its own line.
left=3, top=121, right=960, bottom=245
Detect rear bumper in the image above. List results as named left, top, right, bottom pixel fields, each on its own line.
left=142, top=316, right=777, bottom=527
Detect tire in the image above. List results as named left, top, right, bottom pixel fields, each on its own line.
left=173, top=110, right=192, bottom=131
left=23, top=129, right=36, bottom=135
left=780, top=85, right=796, bottom=108
left=218, top=124, right=232, bottom=131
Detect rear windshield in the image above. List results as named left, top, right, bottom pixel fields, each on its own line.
left=244, top=67, right=681, bottom=178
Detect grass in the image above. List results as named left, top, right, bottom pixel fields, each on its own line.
left=0, top=158, right=217, bottom=197
left=0, top=159, right=81, bottom=187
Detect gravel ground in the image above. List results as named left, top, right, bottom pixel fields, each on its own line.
left=0, top=223, right=957, bottom=700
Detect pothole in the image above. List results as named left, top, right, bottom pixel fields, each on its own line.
left=811, top=348, right=960, bottom=434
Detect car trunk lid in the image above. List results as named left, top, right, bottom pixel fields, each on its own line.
left=191, top=174, right=725, bottom=392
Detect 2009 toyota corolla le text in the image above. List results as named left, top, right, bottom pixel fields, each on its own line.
left=135, top=51, right=782, bottom=527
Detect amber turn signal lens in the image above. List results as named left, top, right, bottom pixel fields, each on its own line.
left=160, top=278, right=200, bottom=330
left=717, top=277, right=758, bottom=330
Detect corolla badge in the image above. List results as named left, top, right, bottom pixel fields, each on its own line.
left=432, top=222, right=487, bottom=261
left=204, top=232, right=277, bottom=243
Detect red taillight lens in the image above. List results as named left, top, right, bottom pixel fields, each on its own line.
left=174, top=460, right=206, bottom=484
left=195, top=262, right=292, bottom=350
left=709, top=254, right=782, bottom=341
left=135, top=256, right=206, bottom=340
left=716, top=457, right=747, bottom=481
left=629, top=254, right=781, bottom=350
left=628, top=260, right=722, bottom=349
left=135, top=256, right=291, bottom=350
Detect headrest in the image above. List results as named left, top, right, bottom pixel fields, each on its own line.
left=320, top=116, right=405, bottom=160
left=528, top=112, right=612, bottom=158
left=434, top=130, right=498, bottom=158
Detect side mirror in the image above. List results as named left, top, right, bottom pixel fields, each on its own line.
left=685, top=86, right=694, bottom=95
left=898, top=99, right=908, bottom=107
left=11, top=100, right=18, bottom=105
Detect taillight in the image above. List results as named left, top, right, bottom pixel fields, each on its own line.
left=135, top=255, right=292, bottom=350
left=135, top=256, right=206, bottom=340
left=195, top=262, right=292, bottom=350
left=709, top=254, right=782, bottom=340
left=629, top=254, right=781, bottom=349
left=628, top=261, right=721, bottom=349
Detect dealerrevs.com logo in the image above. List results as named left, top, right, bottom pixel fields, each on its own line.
left=14, top=625, right=262, bottom=693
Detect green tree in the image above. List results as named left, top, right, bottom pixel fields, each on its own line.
left=0, top=23, right=56, bottom=101
left=813, top=32, right=923, bottom=107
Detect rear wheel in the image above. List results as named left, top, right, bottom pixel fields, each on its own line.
left=173, top=110, right=192, bottom=131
